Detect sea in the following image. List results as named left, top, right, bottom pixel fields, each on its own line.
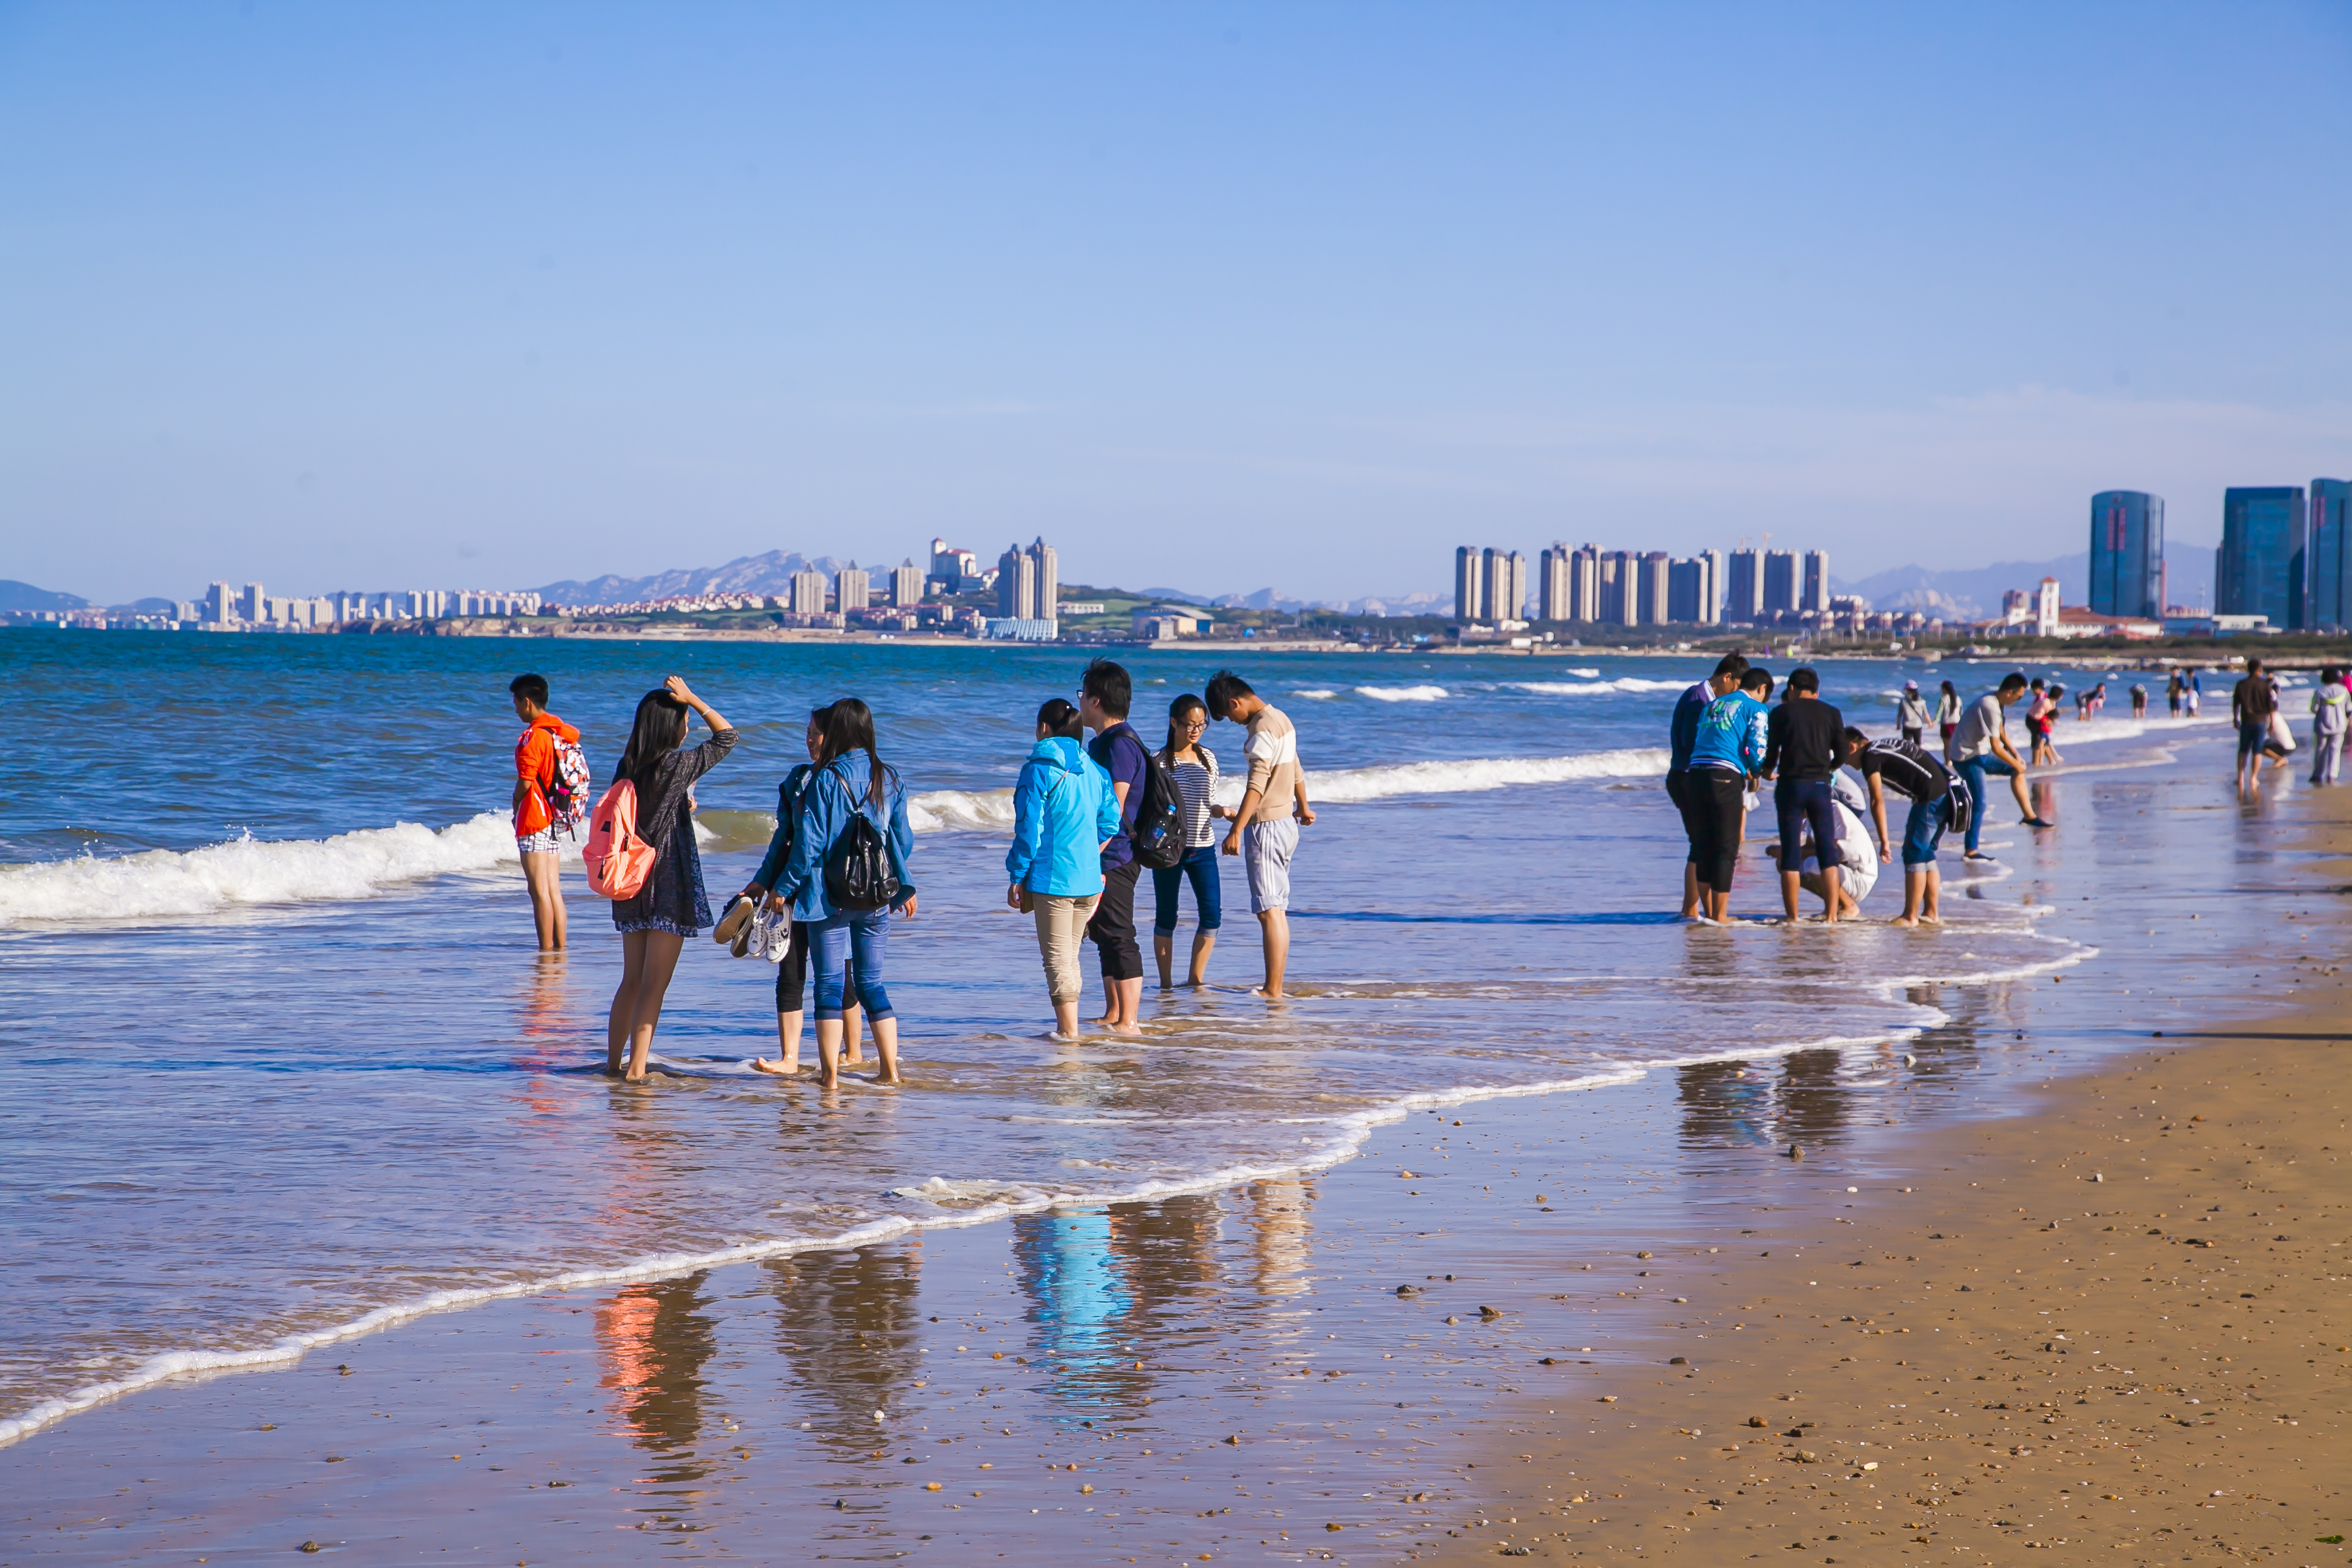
left=0, top=629, right=2280, bottom=1450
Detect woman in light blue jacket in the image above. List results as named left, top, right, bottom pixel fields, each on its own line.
left=775, top=698, right=917, bottom=1087
left=1006, top=698, right=1121, bottom=1038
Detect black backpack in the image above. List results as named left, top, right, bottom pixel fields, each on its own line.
left=821, top=766, right=903, bottom=912
left=1126, top=747, right=1187, bottom=870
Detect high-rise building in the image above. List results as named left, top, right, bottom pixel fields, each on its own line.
left=1800, top=551, right=1829, bottom=614
left=789, top=569, right=829, bottom=615
left=1567, top=545, right=1600, bottom=622
left=1537, top=545, right=1571, bottom=623
left=2304, top=480, right=2351, bottom=631
left=1667, top=554, right=1720, bottom=625
left=2216, top=486, right=2307, bottom=630
left=1636, top=552, right=1670, bottom=625
left=1483, top=549, right=1526, bottom=623
left=239, top=582, right=266, bottom=621
left=1597, top=551, right=1636, bottom=626
left=2089, top=491, right=2166, bottom=621
left=203, top=581, right=235, bottom=623
left=1723, top=549, right=1760, bottom=622
left=836, top=563, right=871, bottom=615
left=1025, top=537, right=1058, bottom=622
left=890, top=559, right=925, bottom=608
left=1762, top=551, right=1796, bottom=615
left=1454, top=546, right=1486, bottom=621
left=998, top=544, right=1038, bottom=620
left=1697, top=549, right=1723, bottom=624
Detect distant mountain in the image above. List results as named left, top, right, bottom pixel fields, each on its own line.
left=1835, top=542, right=2214, bottom=621
left=533, top=550, right=862, bottom=607
left=0, top=579, right=88, bottom=612
left=1207, top=587, right=1450, bottom=616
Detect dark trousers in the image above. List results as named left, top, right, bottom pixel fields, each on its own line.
left=1775, top=777, right=1841, bottom=874
left=1087, top=860, right=1144, bottom=982
left=1689, top=767, right=1747, bottom=894
left=1664, top=769, right=1705, bottom=864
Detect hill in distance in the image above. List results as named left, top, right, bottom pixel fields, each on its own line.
left=0, top=579, right=89, bottom=612
left=533, top=550, right=864, bottom=607
left=1837, top=540, right=2215, bottom=623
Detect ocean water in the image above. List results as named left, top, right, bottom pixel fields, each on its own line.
left=0, top=630, right=2256, bottom=1447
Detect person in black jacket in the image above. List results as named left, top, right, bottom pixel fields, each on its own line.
left=1759, top=667, right=1845, bottom=924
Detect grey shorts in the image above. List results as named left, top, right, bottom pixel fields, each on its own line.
left=517, top=822, right=577, bottom=856
left=1241, top=818, right=1298, bottom=914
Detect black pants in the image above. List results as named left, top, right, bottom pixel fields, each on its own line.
left=1689, top=768, right=1747, bottom=894
left=1775, top=777, right=1841, bottom=874
left=1087, top=861, right=1144, bottom=982
left=1664, top=769, right=1705, bottom=864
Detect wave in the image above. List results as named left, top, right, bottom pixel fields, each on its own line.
left=1291, top=688, right=1339, bottom=699
left=0, top=811, right=534, bottom=927
left=1506, top=677, right=1690, bottom=696
left=1210, top=747, right=1670, bottom=807
left=1353, top=684, right=1449, bottom=702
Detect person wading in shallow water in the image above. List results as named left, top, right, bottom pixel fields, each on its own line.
left=1667, top=654, right=1750, bottom=919
left=1206, top=670, right=1314, bottom=998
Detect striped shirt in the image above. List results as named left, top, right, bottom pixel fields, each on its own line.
left=1160, top=745, right=1220, bottom=847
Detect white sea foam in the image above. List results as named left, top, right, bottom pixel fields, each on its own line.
left=907, top=788, right=1017, bottom=833
left=1292, top=688, right=1339, bottom=699
left=0, top=812, right=535, bottom=927
left=1564, top=667, right=1602, bottom=677
left=1206, top=747, right=1670, bottom=808
left=1353, top=684, right=1449, bottom=702
left=1506, top=677, right=1690, bottom=696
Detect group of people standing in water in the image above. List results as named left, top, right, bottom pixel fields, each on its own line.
left=504, top=660, right=1312, bottom=1087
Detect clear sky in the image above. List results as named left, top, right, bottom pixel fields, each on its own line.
left=3, top=1, right=2347, bottom=605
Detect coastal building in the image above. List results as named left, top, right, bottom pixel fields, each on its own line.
left=203, top=582, right=235, bottom=624
left=997, top=545, right=1037, bottom=620
left=1536, top=545, right=1570, bottom=623
left=1569, top=544, right=1602, bottom=621
left=836, top=563, right=871, bottom=615
left=2036, top=576, right=2060, bottom=637
left=1454, top=546, right=1486, bottom=621
left=1667, top=553, right=1719, bottom=624
left=1634, top=551, right=1670, bottom=625
left=2304, top=479, right=2352, bottom=631
left=2216, top=486, right=2306, bottom=630
left=1132, top=606, right=1213, bottom=640
left=2089, top=490, right=2166, bottom=621
left=789, top=569, right=829, bottom=615
left=889, top=560, right=925, bottom=608
left=929, top=538, right=979, bottom=583
left=1723, top=549, right=1761, bottom=623
left=1026, top=538, right=1058, bottom=623
left=1800, top=551, right=1829, bottom=615
left=1762, top=551, right=1796, bottom=615
left=981, top=616, right=1058, bottom=641
left=1485, top=549, right=1527, bottom=625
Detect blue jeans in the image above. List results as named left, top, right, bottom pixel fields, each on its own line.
left=1151, top=846, right=1223, bottom=936
left=1773, top=778, right=1840, bottom=874
left=1955, top=755, right=2016, bottom=853
left=810, top=911, right=893, bottom=1022
left=1901, top=794, right=1951, bottom=866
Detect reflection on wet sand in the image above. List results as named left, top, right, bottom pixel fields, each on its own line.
left=765, top=1243, right=923, bottom=1450
left=595, top=1271, right=716, bottom=1482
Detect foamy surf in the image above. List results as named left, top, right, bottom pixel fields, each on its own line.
left=1353, top=684, right=1449, bottom=702
left=1507, top=677, right=1691, bottom=696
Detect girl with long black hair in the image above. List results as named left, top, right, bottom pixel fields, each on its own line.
left=772, top=696, right=917, bottom=1087
left=606, top=675, right=735, bottom=1082
left=1152, top=693, right=1224, bottom=988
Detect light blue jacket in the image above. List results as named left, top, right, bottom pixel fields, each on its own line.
left=1005, top=735, right=1120, bottom=897
left=1687, top=692, right=1769, bottom=775
left=777, top=753, right=916, bottom=920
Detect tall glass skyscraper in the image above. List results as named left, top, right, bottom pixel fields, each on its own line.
left=2306, top=479, right=2352, bottom=632
left=2088, top=491, right=2164, bottom=619
left=2216, top=487, right=2306, bottom=630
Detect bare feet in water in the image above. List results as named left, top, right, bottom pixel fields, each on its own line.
left=749, top=1058, right=799, bottom=1075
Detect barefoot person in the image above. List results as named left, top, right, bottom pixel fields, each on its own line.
left=2234, top=657, right=2282, bottom=791
left=773, top=698, right=916, bottom=1087
left=1686, top=666, right=1772, bottom=922
left=1759, top=666, right=1846, bottom=923
left=1895, top=679, right=1929, bottom=746
left=1845, top=726, right=1958, bottom=927
left=1078, top=660, right=1151, bottom=1035
left=2311, top=667, right=2347, bottom=785
left=1952, top=672, right=2041, bottom=861
left=738, top=705, right=865, bottom=1076
left=1207, top=671, right=1314, bottom=997
left=1006, top=699, right=1121, bottom=1037
left=1153, top=694, right=1226, bottom=988
left=606, top=677, right=736, bottom=1082
left=509, top=673, right=584, bottom=952
left=1669, top=654, right=1749, bottom=917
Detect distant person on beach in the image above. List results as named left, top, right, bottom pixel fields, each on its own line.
left=1207, top=669, right=1315, bottom=998
left=1669, top=654, right=1751, bottom=917
left=1896, top=680, right=1929, bottom=746
left=1760, top=666, right=1846, bottom=923
left=1006, top=698, right=1120, bottom=1037
left=1952, top=673, right=2043, bottom=860
left=1079, top=659, right=1151, bottom=1033
left=772, top=697, right=916, bottom=1086
left=2131, top=682, right=2147, bottom=718
left=604, top=677, right=736, bottom=1082
left=740, top=705, right=866, bottom=1076
left=2234, top=657, right=2283, bottom=789
left=2187, top=669, right=2203, bottom=717
left=2167, top=670, right=2184, bottom=717
left=2025, top=680, right=2062, bottom=767
left=2310, top=668, right=2347, bottom=785
left=1845, top=726, right=1960, bottom=927
left=1685, top=668, right=1773, bottom=922
left=1153, top=694, right=1227, bottom=989
left=1935, top=680, right=1961, bottom=755
left=509, top=673, right=585, bottom=952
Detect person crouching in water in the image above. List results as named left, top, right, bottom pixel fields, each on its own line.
left=1843, top=726, right=1960, bottom=927
left=1007, top=698, right=1121, bottom=1038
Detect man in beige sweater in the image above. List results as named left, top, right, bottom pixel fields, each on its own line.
left=1206, top=671, right=1315, bottom=998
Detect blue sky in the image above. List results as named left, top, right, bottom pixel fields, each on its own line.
left=3, top=1, right=2347, bottom=604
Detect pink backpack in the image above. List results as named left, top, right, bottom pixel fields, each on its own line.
left=582, top=778, right=657, bottom=899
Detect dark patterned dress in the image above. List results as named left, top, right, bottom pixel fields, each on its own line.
left=610, top=729, right=736, bottom=936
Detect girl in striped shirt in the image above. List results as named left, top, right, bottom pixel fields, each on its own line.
left=1153, top=693, right=1225, bottom=988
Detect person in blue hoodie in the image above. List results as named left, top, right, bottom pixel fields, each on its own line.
left=1006, top=698, right=1123, bottom=1038
left=773, top=697, right=917, bottom=1087
left=738, top=704, right=867, bottom=1078
left=1684, top=666, right=1773, bottom=921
